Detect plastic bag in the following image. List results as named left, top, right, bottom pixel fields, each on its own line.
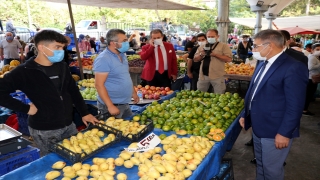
left=0, top=60, right=4, bottom=70
left=245, top=58, right=257, bottom=67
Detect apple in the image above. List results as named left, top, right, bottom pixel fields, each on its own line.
left=137, top=85, right=142, bottom=89
left=161, top=90, right=167, bottom=96
left=144, top=94, right=149, bottom=99
left=160, top=87, right=164, bottom=91
left=153, top=94, right=160, bottom=100
left=148, top=94, right=154, bottom=99
left=154, top=92, right=160, bottom=96
left=142, top=90, right=148, bottom=94
left=156, top=87, right=160, bottom=90
left=150, top=86, right=156, bottom=91
left=165, top=87, right=171, bottom=91
left=145, top=85, right=150, bottom=90
left=147, top=90, right=153, bottom=94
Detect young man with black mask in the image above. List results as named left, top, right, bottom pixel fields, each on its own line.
left=0, top=30, right=99, bottom=156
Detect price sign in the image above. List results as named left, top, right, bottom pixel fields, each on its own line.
left=180, top=62, right=186, bottom=67
left=124, top=133, right=161, bottom=152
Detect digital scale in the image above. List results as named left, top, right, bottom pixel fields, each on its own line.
left=0, top=124, right=32, bottom=155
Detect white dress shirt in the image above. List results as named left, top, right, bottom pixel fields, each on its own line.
left=251, top=51, right=283, bottom=100
left=155, top=44, right=168, bottom=71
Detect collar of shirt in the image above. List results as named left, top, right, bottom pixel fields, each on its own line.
left=155, top=44, right=165, bottom=47
left=266, top=50, right=283, bottom=67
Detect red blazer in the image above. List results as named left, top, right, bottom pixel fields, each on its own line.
left=140, top=42, right=178, bottom=81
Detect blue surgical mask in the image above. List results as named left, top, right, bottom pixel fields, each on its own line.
left=43, top=46, right=64, bottom=63
left=117, top=41, right=129, bottom=53
left=207, top=38, right=216, bottom=44
left=6, top=36, right=13, bottom=41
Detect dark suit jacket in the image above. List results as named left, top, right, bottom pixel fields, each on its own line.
left=241, top=52, right=309, bottom=138
left=285, top=48, right=308, bottom=66
left=140, top=42, right=178, bottom=81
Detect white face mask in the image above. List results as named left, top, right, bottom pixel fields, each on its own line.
left=154, top=39, right=163, bottom=45
left=313, top=51, right=320, bottom=56
left=198, top=41, right=206, bottom=46
left=207, top=38, right=216, bottom=44
left=252, top=45, right=270, bottom=60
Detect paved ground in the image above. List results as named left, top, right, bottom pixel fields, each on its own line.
left=224, top=99, right=320, bottom=180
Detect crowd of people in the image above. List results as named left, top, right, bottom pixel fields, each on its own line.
left=0, top=22, right=319, bottom=179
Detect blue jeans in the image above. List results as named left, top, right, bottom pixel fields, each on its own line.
left=253, top=132, right=293, bottom=180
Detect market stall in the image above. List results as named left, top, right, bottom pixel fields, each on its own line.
left=0, top=116, right=241, bottom=180
left=0, top=90, right=242, bottom=180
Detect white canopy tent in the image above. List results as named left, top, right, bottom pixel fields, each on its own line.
left=39, top=0, right=204, bottom=78
left=230, top=15, right=320, bottom=31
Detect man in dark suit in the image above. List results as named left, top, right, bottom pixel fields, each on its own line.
left=140, top=29, right=178, bottom=87
left=239, top=30, right=308, bottom=180
left=280, top=30, right=308, bottom=66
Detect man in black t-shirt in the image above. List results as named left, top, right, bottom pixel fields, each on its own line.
left=184, top=36, right=196, bottom=52
left=140, top=33, right=148, bottom=47
left=187, top=33, right=207, bottom=90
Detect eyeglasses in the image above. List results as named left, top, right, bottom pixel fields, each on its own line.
left=251, top=42, right=270, bottom=49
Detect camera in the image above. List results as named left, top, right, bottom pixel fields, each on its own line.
left=203, top=43, right=211, bottom=56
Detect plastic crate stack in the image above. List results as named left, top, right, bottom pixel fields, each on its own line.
left=0, top=146, right=40, bottom=176
left=10, top=92, right=31, bottom=136
left=66, top=33, right=76, bottom=51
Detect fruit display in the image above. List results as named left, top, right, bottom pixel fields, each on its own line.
left=225, top=62, right=255, bottom=76
left=70, top=56, right=97, bottom=70
left=78, top=78, right=95, bottom=88
left=135, top=85, right=174, bottom=100
left=9, top=60, right=20, bottom=66
left=45, top=157, right=122, bottom=180
left=72, top=74, right=80, bottom=82
left=58, top=128, right=116, bottom=156
left=140, top=90, right=244, bottom=137
left=97, top=116, right=152, bottom=141
left=0, top=60, right=20, bottom=78
left=127, top=55, right=141, bottom=61
left=128, top=59, right=145, bottom=67
left=116, top=135, right=215, bottom=179
left=177, top=56, right=186, bottom=76
left=80, top=87, right=97, bottom=100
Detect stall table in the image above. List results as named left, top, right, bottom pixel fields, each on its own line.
left=0, top=114, right=242, bottom=180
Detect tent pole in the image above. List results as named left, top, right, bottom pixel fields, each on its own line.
left=67, top=0, right=84, bottom=79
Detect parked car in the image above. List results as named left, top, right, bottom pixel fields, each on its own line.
left=0, top=26, right=36, bottom=42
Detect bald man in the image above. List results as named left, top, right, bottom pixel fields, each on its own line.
left=0, top=32, right=24, bottom=65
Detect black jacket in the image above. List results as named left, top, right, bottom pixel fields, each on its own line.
left=0, top=57, right=89, bottom=130
left=285, top=48, right=308, bottom=66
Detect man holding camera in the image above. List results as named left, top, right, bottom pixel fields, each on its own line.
left=193, top=29, right=232, bottom=94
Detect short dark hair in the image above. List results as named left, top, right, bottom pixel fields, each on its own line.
left=34, top=30, right=67, bottom=48
left=16, top=36, right=20, bottom=39
left=279, top=30, right=290, bottom=41
left=207, top=29, right=219, bottom=35
left=312, top=43, right=320, bottom=50
left=254, top=29, right=284, bottom=48
left=305, top=43, right=312, bottom=49
left=106, top=29, right=126, bottom=45
left=197, top=33, right=207, bottom=40
left=150, top=29, right=163, bottom=36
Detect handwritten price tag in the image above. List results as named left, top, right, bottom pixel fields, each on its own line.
left=124, top=133, right=161, bottom=152
left=180, top=62, right=186, bottom=67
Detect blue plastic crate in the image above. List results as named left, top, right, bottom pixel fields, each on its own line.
left=0, top=146, right=40, bottom=176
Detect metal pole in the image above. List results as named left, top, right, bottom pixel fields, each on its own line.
left=216, top=0, right=230, bottom=43
left=255, top=11, right=262, bottom=34
left=26, top=0, right=32, bottom=29
left=67, top=0, right=84, bottom=79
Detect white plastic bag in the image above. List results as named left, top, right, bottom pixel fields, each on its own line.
left=0, top=60, right=4, bottom=70
left=245, top=58, right=257, bottom=67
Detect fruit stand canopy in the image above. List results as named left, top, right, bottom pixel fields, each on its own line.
left=42, top=0, right=204, bottom=10
left=230, top=15, right=320, bottom=31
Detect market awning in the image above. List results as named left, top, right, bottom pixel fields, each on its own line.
left=42, top=0, right=204, bottom=10
left=279, top=26, right=320, bottom=35
left=230, top=15, right=320, bottom=31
